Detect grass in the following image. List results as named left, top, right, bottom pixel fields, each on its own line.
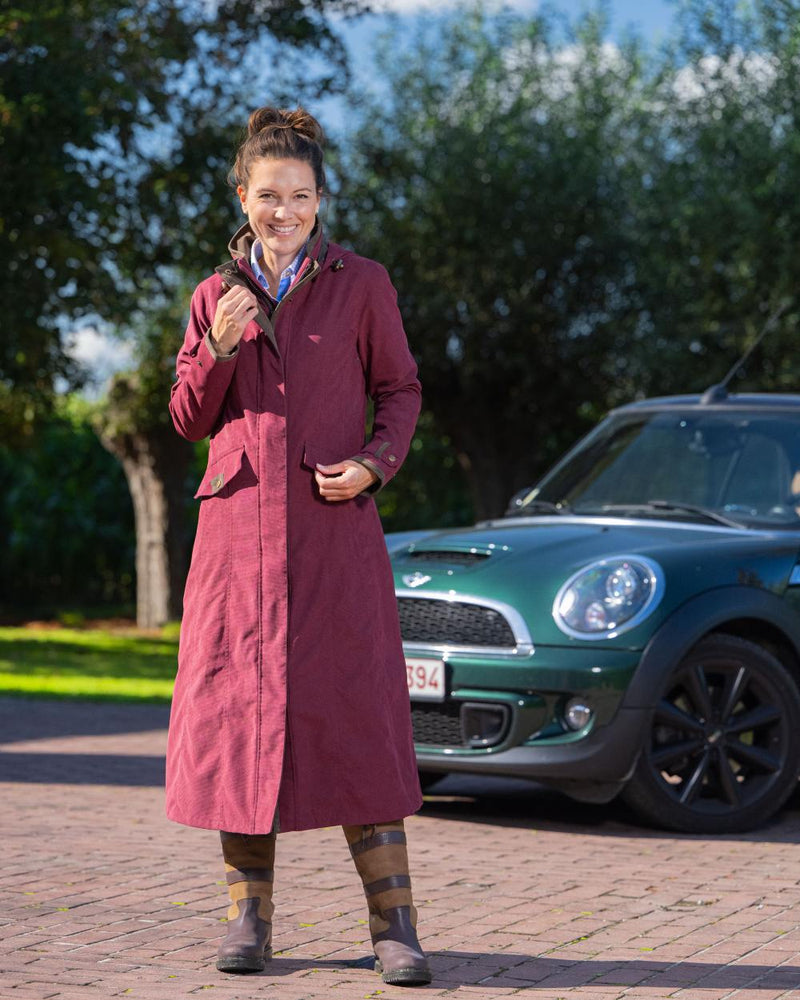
left=0, top=625, right=178, bottom=702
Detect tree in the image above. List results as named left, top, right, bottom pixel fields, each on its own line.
left=0, top=0, right=366, bottom=426
left=1, top=0, right=368, bottom=625
left=0, top=396, right=135, bottom=617
left=610, top=0, right=800, bottom=402
left=93, top=304, right=195, bottom=626
left=335, top=6, right=647, bottom=517
left=336, top=1, right=800, bottom=518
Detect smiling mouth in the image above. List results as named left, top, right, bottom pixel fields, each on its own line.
left=269, top=224, right=298, bottom=235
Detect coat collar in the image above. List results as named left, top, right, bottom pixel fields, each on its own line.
left=227, top=218, right=329, bottom=267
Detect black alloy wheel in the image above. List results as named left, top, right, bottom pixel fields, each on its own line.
left=623, top=634, right=800, bottom=833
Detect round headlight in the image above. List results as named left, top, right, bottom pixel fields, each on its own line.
left=553, top=556, right=664, bottom=639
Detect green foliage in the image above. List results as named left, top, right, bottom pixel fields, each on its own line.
left=0, top=626, right=178, bottom=702
left=0, top=0, right=367, bottom=428
left=336, top=4, right=649, bottom=515
left=336, top=1, right=800, bottom=516
left=377, top=410, right=474, bottom=530
left=615, top=0, right=800, bottom=401
left=0, top=396, right=135, bottom=616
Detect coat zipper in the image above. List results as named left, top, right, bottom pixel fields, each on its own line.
left=271, top=259, right=320, bottom=323
left=270, top=259, right=322, bottom=835
left=214, top=258, right=321, bottom=355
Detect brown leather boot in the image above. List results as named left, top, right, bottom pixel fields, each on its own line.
left=343, top=820, right=432, bottom=986
left=216, top=831, right=275, bottom=974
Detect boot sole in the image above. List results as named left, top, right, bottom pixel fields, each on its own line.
left=375, top=959, right=432, bottom=986
left=216, top=947, right=273, bottom=974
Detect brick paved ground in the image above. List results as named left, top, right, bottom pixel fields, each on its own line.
left=2, top=697, right=800, bottom=1000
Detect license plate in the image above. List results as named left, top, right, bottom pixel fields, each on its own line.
left=406, top=658, right=445, bottom=702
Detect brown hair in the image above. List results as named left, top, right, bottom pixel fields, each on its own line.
left=231, top=106, right=326, bottom=192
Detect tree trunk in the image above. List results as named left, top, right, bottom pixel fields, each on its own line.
left=443, top=407, right=524, bottom=521
left=99, top=428, right=192, bottom=628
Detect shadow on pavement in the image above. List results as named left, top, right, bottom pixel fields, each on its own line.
left=419, top=773, right=800, bottom=844
left=0, top=751, right=165, bottom=786
left=2, top=698, right=799, bottom=842
left=0, top=697, right=168, bottom=787
left=225, top=951, right=800, bottom=989
left=0, top=696, right=170, bottom=744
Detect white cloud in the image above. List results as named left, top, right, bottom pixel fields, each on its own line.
left=672, top=49, right=779, bottom=104
left=64, top=325, right=135, bottom=392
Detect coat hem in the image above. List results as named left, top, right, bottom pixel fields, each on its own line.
left=165, top=794, right=424, bottom=835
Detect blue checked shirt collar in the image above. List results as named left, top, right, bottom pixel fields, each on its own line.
left=250, top=240, right=307, bottom=302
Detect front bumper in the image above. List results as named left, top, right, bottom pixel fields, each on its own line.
left=409, top=644, right=647, bottom=800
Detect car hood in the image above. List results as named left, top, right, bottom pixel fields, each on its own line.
left=389, top=515, right=800, bottom=648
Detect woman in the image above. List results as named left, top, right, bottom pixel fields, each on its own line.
left=165, top=106, right=430, bottom=986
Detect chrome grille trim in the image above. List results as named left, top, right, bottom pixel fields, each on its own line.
left=395, top=589, right=534, bottom=657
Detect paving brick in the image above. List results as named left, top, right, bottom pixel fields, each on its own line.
left=5, top=698, right=800, bottom=999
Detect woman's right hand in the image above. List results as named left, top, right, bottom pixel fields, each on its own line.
left=210, top=285, right=260, bottom=354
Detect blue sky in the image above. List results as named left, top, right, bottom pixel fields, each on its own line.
left=538, top=0, right=675, bottom=37
left=339, top=1, right=678, bottom=62
left=319, top=0, right=677, bottom=134
left=72, top=0, right=679, bottom=382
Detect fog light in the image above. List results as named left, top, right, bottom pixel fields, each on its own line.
left=564, top=698, right=593, bottom=731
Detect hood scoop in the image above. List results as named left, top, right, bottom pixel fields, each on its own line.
left=406, top=544, right=503, bottom=568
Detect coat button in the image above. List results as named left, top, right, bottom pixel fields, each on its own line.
left=387, top=454, right=397, bottom=463
left=211, top=473, right=224, bottom=493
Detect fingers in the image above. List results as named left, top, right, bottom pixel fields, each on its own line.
left=211, top=286, right=259, bottom=352
left=315, top=461, right=349, bottom=476
left=315, top=461, right=376, bottom=502
left=219, top=286, right=259, bottom=325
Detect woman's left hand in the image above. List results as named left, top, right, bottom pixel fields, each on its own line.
left=315, top=460, right=378, bottom=501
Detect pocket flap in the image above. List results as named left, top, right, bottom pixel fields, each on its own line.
left=302, top=443, right=360, bottom=471
left=302, top=445, right=331, bottom=471
left=194, top=445, right=246, bottom=499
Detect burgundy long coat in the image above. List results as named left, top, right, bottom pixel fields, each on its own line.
left=165, top=223, right=423, bottom=834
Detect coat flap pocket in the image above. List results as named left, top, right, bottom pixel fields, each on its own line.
left=302, top=442, right=362, bottom=471
left=302, top=444, right=328, bottom=471
left=194, top=445, right=246, bottom=499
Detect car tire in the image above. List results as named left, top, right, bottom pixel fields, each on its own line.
left=622, top=634, right=800, bottom=834
left=418, top=770, right=444, bottom=793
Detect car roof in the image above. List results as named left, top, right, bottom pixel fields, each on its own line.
left=614, top=393, right=800, bottom=415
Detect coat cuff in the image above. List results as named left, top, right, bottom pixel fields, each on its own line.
left=352, top=440, right=403, bottom=494
left=203, top=330, right=239, bottom=361
left=352, top=457, right=384, bottom=495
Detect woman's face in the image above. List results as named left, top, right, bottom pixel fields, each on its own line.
left=238, top=157, right=321, bottom=267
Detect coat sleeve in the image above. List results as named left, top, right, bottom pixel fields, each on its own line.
left=169, top=282, right=239, bottom=442
left=351, top=263, right=421, bottom=493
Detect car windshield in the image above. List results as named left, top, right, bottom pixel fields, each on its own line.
left=518, top=409, right=800, bottom=528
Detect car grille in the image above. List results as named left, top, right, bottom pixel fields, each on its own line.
left=398, top=597, right=517, bottom=648
left=411, top=702, right=463, bottom=746
left=411, top=700, right=513, bottom=748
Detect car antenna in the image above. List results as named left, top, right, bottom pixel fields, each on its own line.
left=700, top=299, right=790, bottom=404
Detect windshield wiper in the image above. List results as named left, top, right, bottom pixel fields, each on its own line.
left=584, top=500, right=744, bottom=529
left=646, top=500, right=745, bottom=528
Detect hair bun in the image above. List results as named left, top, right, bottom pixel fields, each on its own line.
left=247, top=106, right=325, bottom=147
left=232, top=105, right=327, bottom=190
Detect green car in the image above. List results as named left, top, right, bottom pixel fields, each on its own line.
left=388, top=391, right=800, bottom=833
